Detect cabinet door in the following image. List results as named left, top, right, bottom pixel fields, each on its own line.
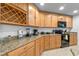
left=50, top=35, right=56, bottom=49
left=40, top=12, right=45, bottom=27
left=45, top=14, right=52, bottom=27
left=8, top=41, right=35, bottom=56
left=35, top=9, right=40, bottom=26
left=70, top=33, right=77, bottom=45
left=35, top=38, right=41, bottom=56
left=28, top=4, right=36, bottom=26
left=44, top=36, right=50, bottom=50
left=66, top=16, right=72, bottom=28
left=8, top=46, right=26, bottom=56
left=73, top=33, right=77, bottom=45
left=25, top=47, right=35, bottom=56
left=55, top=35, right=61, bottom=48
left=69, top=33, right=74, bottom=45
left=51, top=14, right=58, bottom=27
left=40, top=37, right=45, bottom=54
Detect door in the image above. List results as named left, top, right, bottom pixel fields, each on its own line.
left=66, top=16, right=72, bottom=28
left=35, top=38, right=41, bottom=56
left=44, top=35, right=50, bottom=50
left=40, top=36, right=45, bottom=54
left=40, top=12, right=45, bottom=27
left=55, top=35, right=61, bottom=48
left=51, top=14, right=58, bottom=27
left=44, top=13, right=52, bottom=27
left=35, top=8, right=40, bottom=26
left=28, top=4, right=36, bottom=26
left=50, top=35, right=56, bottom=49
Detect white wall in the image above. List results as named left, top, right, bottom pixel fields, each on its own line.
left=71, top=15, right=79, bottom=45
left=0, top=24, right=31, bottom=38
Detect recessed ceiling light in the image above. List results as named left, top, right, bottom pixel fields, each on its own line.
left=59, top=6, right=64, bottom=10
left=40, top=3, right=44, bottom=6
left=73, top=10, right=78, bottom=13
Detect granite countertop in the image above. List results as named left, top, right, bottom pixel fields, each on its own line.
left=0, top=34, right=59, bottom=56
left=0, top=34, right=49, bottom=56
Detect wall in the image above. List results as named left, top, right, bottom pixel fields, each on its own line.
left=71, top=15, right=79, bottom=45
left=0, top=24, right=31, bottom=39
left=0, top=24, right=53, bottom=39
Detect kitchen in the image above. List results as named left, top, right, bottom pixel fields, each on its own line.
left=0, top=3, right=79, bottom=56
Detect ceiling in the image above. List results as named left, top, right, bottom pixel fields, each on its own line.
left=35, top=3, right=79, bottom=16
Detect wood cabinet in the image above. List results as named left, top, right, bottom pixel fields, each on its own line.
left=8, top=41, right=35, bottom=56
left=35, top=38, right=41, bottom=56
left=55, top=34, right=61, bottom=48
left=50, top=35, right=56, bottom=49
left=0, top=3, right=73, bottom=27
left=69, top=32, right=77, bottom=46
left=28, top=4, right=36, bottom=26
left=40, top=36, right=45, bottom=54
left=40, top=12, right=45, bottom=27
left=0, top=3, right=27, bottom=26
left=35, top=8, right=40, bottom=26
left=7, top=34, right=62, bottom=56
left=65, top=16, right=72, bottom=28
left=51, top=14, right=58, bottom=27
left=44, top=35, right=50, bottom=50
left=12, top=3, right=28, bottom=11
left=44, top=13, right=52, bottom=27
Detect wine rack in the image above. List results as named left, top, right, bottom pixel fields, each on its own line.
left=0, top=3, right=27, bottom=26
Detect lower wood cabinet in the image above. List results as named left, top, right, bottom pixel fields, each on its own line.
left=44, top=35, right=50, bottom=50
left=50, top=35, right=56, bottom=49
left=7, top=34, right=62, bottom=56
left=69, top=32, right=77, bottom=46
left=55, top=35, right=61, bottom=48
left=8, top=41, right=35, bottom=56
left=35, top=38, right=41, bottom=56
left=40, top=36, right=45, bottom=54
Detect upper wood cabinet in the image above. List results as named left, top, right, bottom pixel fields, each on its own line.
left=35, top=8, right=40, bottom=26
left=44, top=13, right=52, bottom=27
left=65, top=16, right=72, bottom=28
left=0, top=3, right=73, bottom=27
left=40, top=12, right=45, bottom=27
left=12, top=3, right=28, bottom=11
left=51, top=14, right=58, bottom=27
left=0, top=3, right=27, bottom=26
left=28, top=4, right=36, bottom=26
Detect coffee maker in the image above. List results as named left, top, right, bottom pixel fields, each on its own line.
left=32, top=29, right=38, bottom=36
